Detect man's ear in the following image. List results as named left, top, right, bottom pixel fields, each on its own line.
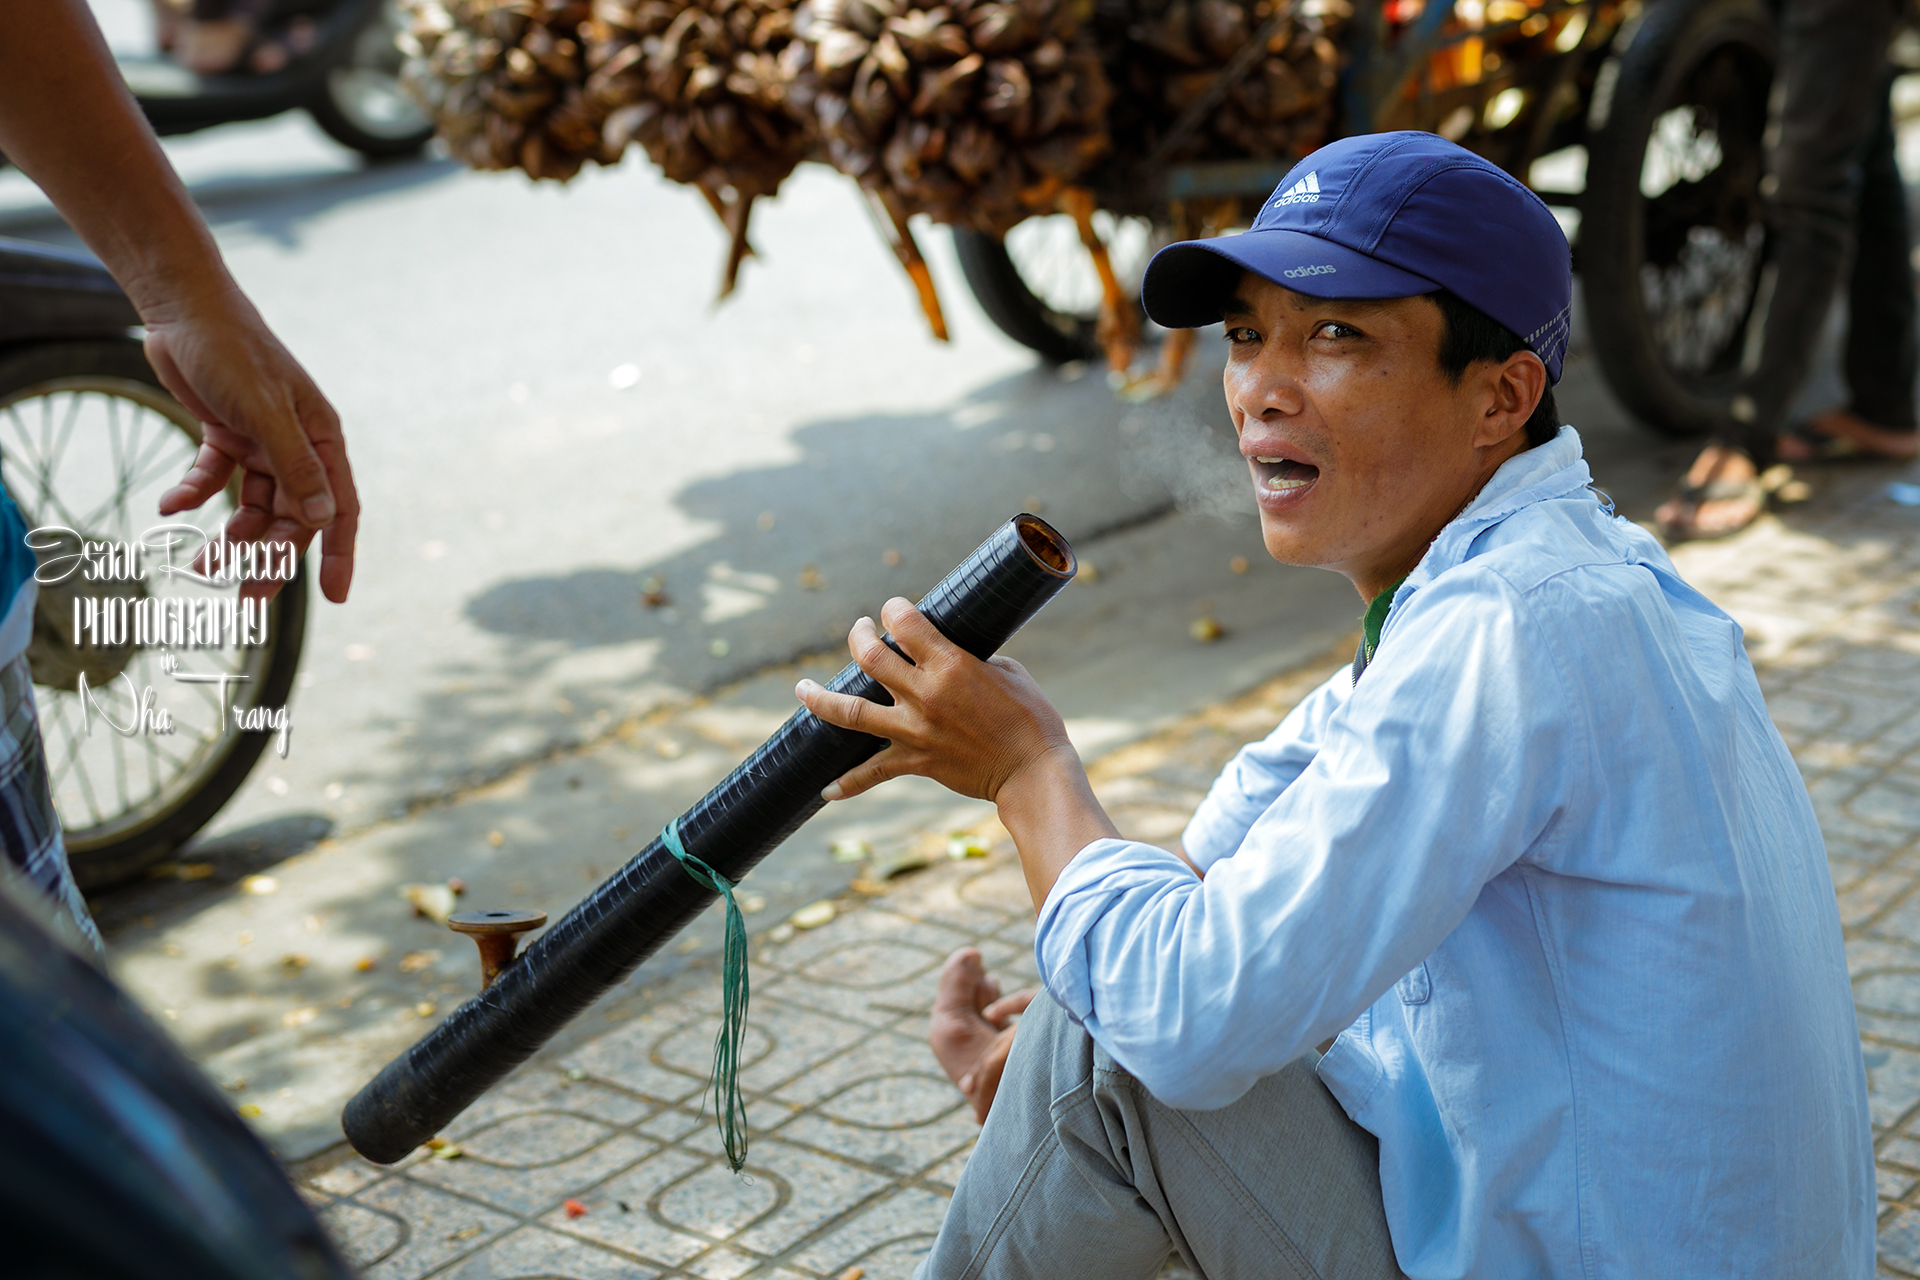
left=1474, top=351, right=1547, bottom=448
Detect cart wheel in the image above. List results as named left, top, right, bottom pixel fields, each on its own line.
left=307, top=0, right=434, bottom=159
left=0, top=340, right=308, bottom=892
left=1582, top=0, right=1776, bottom=437
left=953, top=213, right=1159, bottom=364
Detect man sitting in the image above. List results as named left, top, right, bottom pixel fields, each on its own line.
left=797, top=131, right=1872, bottom=1278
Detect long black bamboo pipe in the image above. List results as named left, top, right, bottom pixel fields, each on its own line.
left=343, top=514, right=1077, bottom=1163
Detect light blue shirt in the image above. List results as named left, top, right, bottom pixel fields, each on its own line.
left=1035, top=428, right=1873, bottom=1278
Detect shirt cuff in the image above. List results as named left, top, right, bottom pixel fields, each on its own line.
left=1180, top=801, right=1257, bottom=874
left=1034, top=837, right=1193, bottom=1023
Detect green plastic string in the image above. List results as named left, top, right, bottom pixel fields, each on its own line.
left=660, top=818, right=752, bottom=1173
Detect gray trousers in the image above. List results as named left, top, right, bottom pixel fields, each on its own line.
left=916, top=994, right=1405, bottom=1280
left=1732, top=0, right=1915, bottom=461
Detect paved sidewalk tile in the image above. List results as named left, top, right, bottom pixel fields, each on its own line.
left=303, top=492, right=1920, bottom=1277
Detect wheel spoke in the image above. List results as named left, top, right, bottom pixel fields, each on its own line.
left=6, top=401, right=85, bottom=530
left=110, top=713, right=130, bottom=815
left=49, top=694, right=108, bottom=829
left=12, top=372, right=292, bottom=862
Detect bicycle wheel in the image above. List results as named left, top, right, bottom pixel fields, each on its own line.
left=1582, top=0, right=1777, bottom=436
left=953, top=212, right=1161, bottom=363
left=0, top=340, right=307, bottom=891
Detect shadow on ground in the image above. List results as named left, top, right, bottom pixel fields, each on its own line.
left=89, top=812, right=335, bottom=933
left=359, top=352, right=1227, bottom=804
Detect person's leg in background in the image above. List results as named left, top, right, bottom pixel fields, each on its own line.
left=1657, top=0, right=1898, bottom=537
left=1785, top=66, right=1920, bottom=460
left=0, top=654, right=102, bottom=957
left=915, top=993, right=1403, bottom=1280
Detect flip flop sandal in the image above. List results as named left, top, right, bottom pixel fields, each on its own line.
left=1656, top=475, right=1769, bottom=543
left=1778, top=420, right=1866, bottom=463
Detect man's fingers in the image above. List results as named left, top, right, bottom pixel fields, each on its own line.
left=159, top=443, right=237, bottom=516
left=796, top=677, right=897, bottom=740
left=317, top=500, right=355, bottom=603
left=982, top=989, right=1035, bottom=1026
left=819, top=748, right=901, bottom=802
left=194, top=469, right=276, bottom=578
left=879, top=597, right=955, bottom=667
left=220, top=501, right=273, bottom=545
left=847, top=615, right=917, bottom=688
left=309, top=430, right=358, bottom=602
left=236, top=526, right=312, bottom=602
left=251, top=388, right=337, bottom=528
left=239, top=467, right=276, bottom=513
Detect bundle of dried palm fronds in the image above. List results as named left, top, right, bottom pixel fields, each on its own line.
left=1110, top=0, right=1347, bottom=164
left=788, top=0, right=1114, bottom=337
left=798, top=0, right=1113, bottom=233
left=402, top=0, right=610, bottom=181
left=399, top=0, right=1352, bottom=359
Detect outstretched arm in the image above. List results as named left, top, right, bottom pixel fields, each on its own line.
left=0, top=0, right=358, bottom=602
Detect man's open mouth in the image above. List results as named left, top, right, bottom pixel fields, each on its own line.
left=1251, top=456, right=1319, bottom=496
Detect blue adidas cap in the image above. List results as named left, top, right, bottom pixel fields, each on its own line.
left=1141, top=131, right=1573, bottom=382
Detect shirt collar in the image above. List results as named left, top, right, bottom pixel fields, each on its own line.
left=1402, top=425, right=1593, bottom=593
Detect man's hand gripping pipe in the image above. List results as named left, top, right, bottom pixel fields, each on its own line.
left=342, top=515, right=1077, bottom=1165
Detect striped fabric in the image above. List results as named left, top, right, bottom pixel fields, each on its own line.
left=0, top=655, right=101, bottom=954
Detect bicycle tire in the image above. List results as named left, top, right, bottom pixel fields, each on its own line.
left=0, top=339, right=308, bottom=891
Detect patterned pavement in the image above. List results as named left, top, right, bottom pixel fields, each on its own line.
left=299, top=473, right=1920, bottom=1278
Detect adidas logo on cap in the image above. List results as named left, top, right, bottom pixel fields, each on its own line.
left=1273, top=171, right=1322, bottom=206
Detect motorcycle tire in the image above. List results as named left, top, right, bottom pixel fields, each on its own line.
left=1581, top=0, right=1777, bottom=437
left=953, top=227, right=1098, bottom=364
left=305, top=0, right=434, bottom=159
left=953, top=214, right=1159, bottom=365
left=0, top=339, right=308, bottom=891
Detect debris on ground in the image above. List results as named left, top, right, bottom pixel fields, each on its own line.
left=946, top=834, right=990, bottom=860
left=148, top=861, right=214, bottom=881
left=790, top=900, right=837, bottom=930
left=401, top=882, right=458, bottom=924
left=830, top=837, right=872, bottom=864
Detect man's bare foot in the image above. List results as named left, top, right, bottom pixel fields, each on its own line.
left=1655, top=444, right=1766, bottom=541
left=1777, top=408, right=1920, bottom=463
left=930, top=947, right=1034, bottom=1123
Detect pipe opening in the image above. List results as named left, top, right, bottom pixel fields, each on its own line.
left=1015, top=514, right=1075, bottom=577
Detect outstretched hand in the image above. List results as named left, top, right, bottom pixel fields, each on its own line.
left=797, top=598, right=1119, bottom=912
left=0, top=0, right=356, bottom=603
left=794, top=596, right=1074, bottom=804
left=143, top=291, right=358, bottom=604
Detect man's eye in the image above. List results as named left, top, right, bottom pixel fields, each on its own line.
left=1314, top=321, right=1361, bottom=340
left=1225, top=326, right=1259, bottom=344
